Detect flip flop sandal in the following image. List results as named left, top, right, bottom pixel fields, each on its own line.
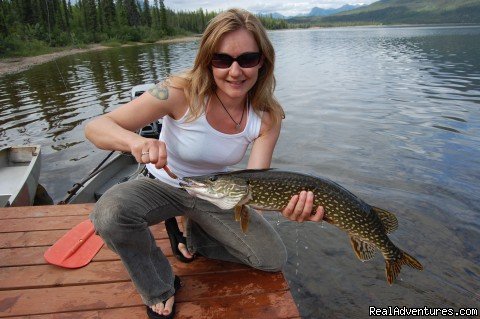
left=146, top=275, right=182, bottom=319
left=165, top=218, right=194, bottom=263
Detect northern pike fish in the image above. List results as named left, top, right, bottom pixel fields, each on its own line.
left=180, top=169, right=423, bottom=284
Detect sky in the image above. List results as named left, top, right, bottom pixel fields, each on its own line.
left=165, top=1, right=378, bottom=17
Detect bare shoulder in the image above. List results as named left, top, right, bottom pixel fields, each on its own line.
left=146, top=82, right=188, bottom=119
left=259, top=110, right=281, bottom=136
left=148, top=82, right=170, bottom=100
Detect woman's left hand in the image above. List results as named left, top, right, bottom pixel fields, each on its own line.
left=282, top=191, right=324, bottom=222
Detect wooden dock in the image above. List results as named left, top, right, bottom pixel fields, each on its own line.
left=0, top=204, right=300, bottom=318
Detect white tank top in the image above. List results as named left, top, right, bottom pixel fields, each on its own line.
left=146, top=102, right=262, bottom=187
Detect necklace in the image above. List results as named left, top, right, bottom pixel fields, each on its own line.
left=214, top=91, right=246, bottom=131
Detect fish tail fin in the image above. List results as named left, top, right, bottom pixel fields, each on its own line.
left=385, top=250, right=423, bottom=285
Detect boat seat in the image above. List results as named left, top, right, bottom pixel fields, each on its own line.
left=140, top=121, right=162, bottom=139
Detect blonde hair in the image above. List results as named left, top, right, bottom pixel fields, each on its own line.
left=168, top=8, right=284, bottom=127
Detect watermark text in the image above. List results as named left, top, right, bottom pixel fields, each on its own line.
left=369, top=306, right=478, bottom=317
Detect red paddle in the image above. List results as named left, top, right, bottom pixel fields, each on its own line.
left=45, top=167, right=175, bottom=268
left=44, top=219, right=104, bottom=268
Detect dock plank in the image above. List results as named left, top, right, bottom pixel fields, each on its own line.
left=0, top=239, right=171, bottom=267
left=1, top=273, right=289, bottom=317
left=5, top=291, right=300, bottom=319
left=0, top=205, right=300, bottom=318
left=0, top=204, right=94, bottom=219
left=0, top=215, right=89, bottom=233
left=0, top=259, right=249, bottom=290
left=0, top=227, right=167, bottom=248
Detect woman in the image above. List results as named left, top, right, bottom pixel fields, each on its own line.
left=85, top=8, right=324, bottom=319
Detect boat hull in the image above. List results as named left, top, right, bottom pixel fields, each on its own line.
left=68, top=152, right=142, bottom=204
left=0, top=145, right=41, bottom=207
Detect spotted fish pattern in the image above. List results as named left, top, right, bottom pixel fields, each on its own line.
left=181, top=168, right=423, bottom=284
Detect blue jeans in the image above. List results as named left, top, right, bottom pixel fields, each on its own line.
left=90, top=177, right=287, bottom=306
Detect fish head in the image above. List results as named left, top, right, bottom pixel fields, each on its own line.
left=180, top=173, right=249, bottom=210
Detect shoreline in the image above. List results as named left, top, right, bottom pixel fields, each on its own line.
left=0, top=36, right=200, bottom=76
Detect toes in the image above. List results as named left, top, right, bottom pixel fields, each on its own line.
left=151, top=295, right=174, bottom=316
left=178, top=243, right=193, bottom=259
left=163, top=296, right=175, bottom=315
left=151, top=303, right=164, bottom=314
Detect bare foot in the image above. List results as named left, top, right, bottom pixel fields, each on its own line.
left=151, top=295, right=175, bottom=316
left=178, top=242, right=194, bottom=260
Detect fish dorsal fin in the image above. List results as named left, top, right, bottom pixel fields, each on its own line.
left=349, top=236, right=376, bottom=261
left=372, top=206, right=398, bottom=234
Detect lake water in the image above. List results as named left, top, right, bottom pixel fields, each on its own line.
left=1, top=25, right=479, bottom=318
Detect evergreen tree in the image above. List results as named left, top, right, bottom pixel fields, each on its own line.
left=123, top=0, right=140, bottom=26
left=0, top=0, right=8, bottom=36
left=116, top=0, right=127, bottom=26
left=97, top=0, right=104, bottom=31
left=20, top=0, right=36, bottom=25
left=0, top=0, right=290, bottom=57
left=159, top=0, right=166, bottom=32
left=152, top=0, right=160, bottom=29
left=82, top=0, right=98, bottom=34
left=141, top=0, right=151, bottom=27
left=52, top=0, right=66, bottom=31
left=62, top=0, right=70, bottom=31
left=100, top=0, right=116, bottom=28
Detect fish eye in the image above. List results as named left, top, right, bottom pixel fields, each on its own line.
left=209, top=176, right=218, bottom=182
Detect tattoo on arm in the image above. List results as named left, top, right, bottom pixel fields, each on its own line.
left=148, top=84, right=169, bottom=100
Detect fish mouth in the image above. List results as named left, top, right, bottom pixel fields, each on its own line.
left=179, top=178, right=205, bottom=189
left=179, top=178, right=227, bottom=201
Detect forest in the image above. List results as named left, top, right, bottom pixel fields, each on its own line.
left=0, top=0, right=288, bottom=57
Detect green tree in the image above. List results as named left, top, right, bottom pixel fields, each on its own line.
left=123, top=0, right=139, bottom=26
left=62, top=0, right=70, bottom=31
left=0, top=1, right=290, bottom=58
left=101, top=0, right=115, bottom=27
left=159, top=0, right=166, bottom=32
left=141, top=0, right=151, bottom=27
left=152, top=0, right=160, bottom=29
left=82, top=0, right=98, bottom=35
left=0, top=0, right=8, bottom=36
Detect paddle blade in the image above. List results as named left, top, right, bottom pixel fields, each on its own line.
left=44, top=219, right=104, bottom=268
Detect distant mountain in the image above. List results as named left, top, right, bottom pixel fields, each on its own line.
left=257, top=12, right=287, bottom=19
left=309, top=4, right=365, bottom=17
left=315, top=0, right=480, bottom=25
left=257, top=4, right=365, bottom=19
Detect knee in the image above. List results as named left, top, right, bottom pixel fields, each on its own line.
left=90, top=188, right=142, bottom=237
left=253, top=242, right=288, bottom=272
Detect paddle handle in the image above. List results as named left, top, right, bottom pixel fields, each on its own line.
left=61, top=227, right=96, bottom=261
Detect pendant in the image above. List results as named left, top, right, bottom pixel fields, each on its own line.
left=236, top=123, right=241, bottom=131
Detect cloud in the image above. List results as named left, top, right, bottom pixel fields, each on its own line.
left=165, top=0, right=377, bottom=16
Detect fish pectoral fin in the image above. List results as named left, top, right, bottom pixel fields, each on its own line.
left=235, top=188, right=252, bottom=231
left=239, top=205, right=250, bottom=233
left=349, top=236, right=376, bottom=261
left=372, top=206, right=398, bottom=234
left=234, top=205, right=242, bottom=222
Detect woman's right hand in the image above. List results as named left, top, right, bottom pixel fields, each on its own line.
left=131, top=138, right=168, bottom=169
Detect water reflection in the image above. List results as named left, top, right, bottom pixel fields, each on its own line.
left=0, top=26, right=479, bottom=318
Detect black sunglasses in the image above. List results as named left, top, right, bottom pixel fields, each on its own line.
left=211, top=52, right=262, bottom=69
